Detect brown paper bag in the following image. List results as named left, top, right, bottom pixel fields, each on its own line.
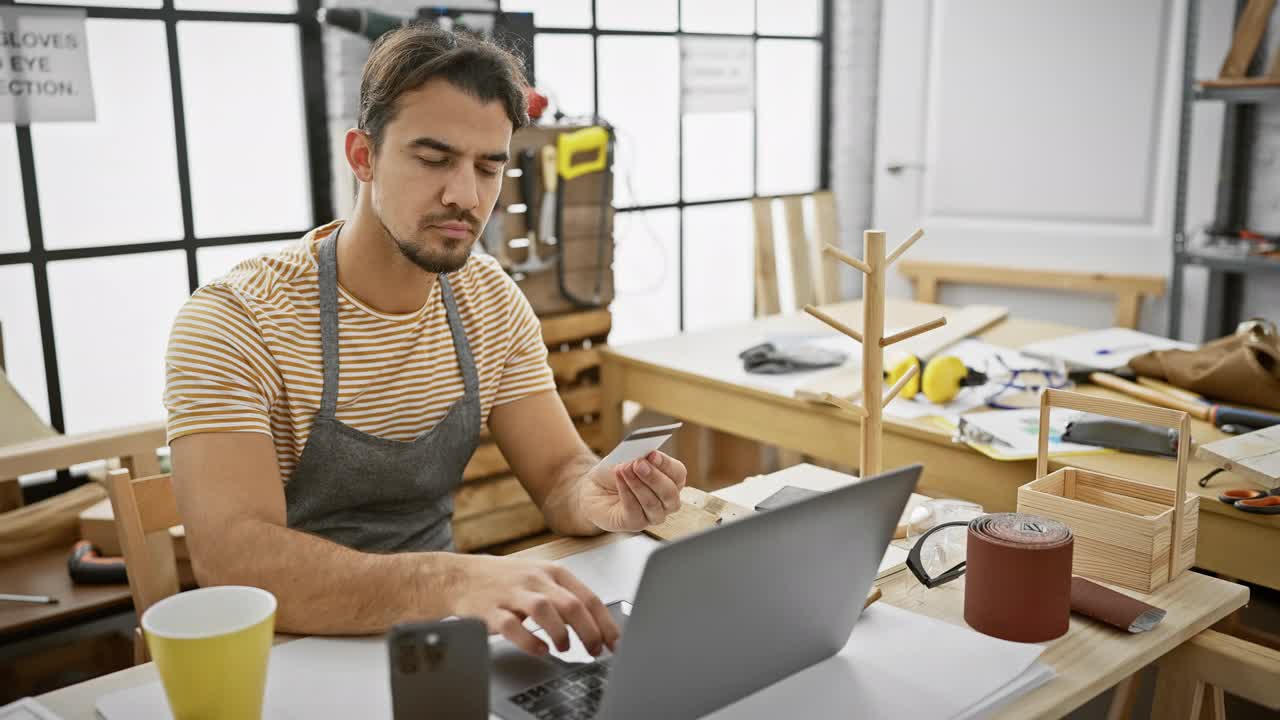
left=1129, top=320, right=1280, bottom=411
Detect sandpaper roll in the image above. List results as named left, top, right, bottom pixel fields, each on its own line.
left=963, top=513, right=1074, bottom=643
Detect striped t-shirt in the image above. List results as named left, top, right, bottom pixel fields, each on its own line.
left=163, top=221, right=556, bottom=484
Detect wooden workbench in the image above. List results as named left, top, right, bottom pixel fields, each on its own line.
left=33, top=468, right=1248, bottom=719
left=599, top=299, right=1280, bottom=591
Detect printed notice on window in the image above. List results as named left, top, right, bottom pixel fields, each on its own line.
left=680, top=36, right=753, bottom=114
left=0, top=7, right=95, bottom=124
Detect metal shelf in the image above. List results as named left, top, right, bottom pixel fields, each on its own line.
left=1180, top=249, right=1280, bottom=274
left=1194, top=83, right=1280, bottom=104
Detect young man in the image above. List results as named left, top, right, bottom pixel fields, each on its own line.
left=163, top=25, right=685, bottom=659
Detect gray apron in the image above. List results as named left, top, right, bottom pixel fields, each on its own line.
left=285, top=228, right=480, bottom=553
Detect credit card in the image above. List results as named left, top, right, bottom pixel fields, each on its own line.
left=597, top=422, right=682, bottom=468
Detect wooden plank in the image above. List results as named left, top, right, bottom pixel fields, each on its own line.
left=895, top=259, right=1166, bottom=296
left=561, top=385, right=601, bottom=418
left=463, top=443, right=509, bottom=482
left=1162, top=629, right=1280, bottom=708
left=547, top=348, right=600, bottom=385
left=453, top=501, right=546, bottom=553
left=0, top=478, right=21, bottom=513
left=812, top=191, right=841, bottom=304
left=783, top=195, right=815, bottom=308
left=1113, top=292, right=1142, bottom=329
left=752, top=198, right=780, bottom=316
left=454, top=475, right=533, bottom=520
left=1196, top=425, right=1280, bottom=491
left=0, top=482, right=107, bottom=562
left=1219, top=0, right=1276, bottom=78
left=0, top=422, right=166, bottom=481
left=540, top=309, right=612, bottom=346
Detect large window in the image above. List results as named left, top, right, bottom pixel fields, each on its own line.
left=503, top=0, right=832, bottom=344
left=0, top=0, right=331, bottom=434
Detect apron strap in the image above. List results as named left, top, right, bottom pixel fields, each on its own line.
left=317, top=228, right=342, bottom=418
left=438, top=273, right=480, bottom=399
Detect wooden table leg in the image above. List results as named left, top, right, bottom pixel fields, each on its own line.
left=600, top=360, right=625, bottom=449
left=1152, top=661, right=1207, bottom=719
left=1104, top=672, right=1139, bottom=720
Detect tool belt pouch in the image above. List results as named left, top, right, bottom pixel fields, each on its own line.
left=1129, top=319, right=1280, bottom=411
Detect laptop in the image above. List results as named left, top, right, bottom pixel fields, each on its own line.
left=489, top=464, right=922, bottom=720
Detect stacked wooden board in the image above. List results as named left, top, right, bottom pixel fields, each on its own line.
left=452, top=309, right=612, bottom=552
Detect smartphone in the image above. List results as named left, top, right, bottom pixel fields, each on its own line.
left=388, top=617, right=489, bottom=720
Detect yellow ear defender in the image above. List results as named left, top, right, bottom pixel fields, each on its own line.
left=885, top=354, right=989, bottom=404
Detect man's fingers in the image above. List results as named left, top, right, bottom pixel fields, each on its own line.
left=614, top=467, right=647, bottom=523
left=490, top=608, right=548, bottom=656
left=515, top=591, right=571, bottom=653
left=552, top=566, right=620, bottom=653
left=650, top=451, right=687, bottom=489
left=633, top=458, right=681, bottom=512
left=621, top=464, right=666, bottom=524
left=547, top=585, right=604, bottom=656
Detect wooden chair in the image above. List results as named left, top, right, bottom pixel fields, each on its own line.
left=896, top=260, right=1166, bottom=329
left=105, top=467, right=181, bottom=664
left=752, top=190, right=842, bottom=314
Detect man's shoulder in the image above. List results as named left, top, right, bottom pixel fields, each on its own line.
left=173, top=226, right=329, bottom=334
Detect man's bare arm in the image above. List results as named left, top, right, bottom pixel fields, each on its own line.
left=170, top=432, right=619, bottom=654
left=171, top=432, right=462, bottom=634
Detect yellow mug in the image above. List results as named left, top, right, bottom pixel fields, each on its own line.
left=141, top=585, right=277, bottom=720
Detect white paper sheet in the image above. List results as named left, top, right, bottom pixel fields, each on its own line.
left=955, top=407, right=1107, bottom=461
left=0, top=698, right=65, bottom=720
left=1022, top=327, right=1194, bottom=370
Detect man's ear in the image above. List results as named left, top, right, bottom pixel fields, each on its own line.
left=345, top=128, right=375, bottom=183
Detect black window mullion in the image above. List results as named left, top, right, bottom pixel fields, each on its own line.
left=675, top=0, right=686, bottom=331
left=162, top=9, right=199, bottom=294
left=299, top=0, right=333, bottom=229
left=14, top=126, right=66, bottom=433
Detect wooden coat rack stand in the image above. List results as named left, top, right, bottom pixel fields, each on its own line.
left=802, top=229, right=947, bottom=476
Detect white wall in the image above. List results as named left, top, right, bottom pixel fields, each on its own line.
left=829, top=1, right=1277, bottom=339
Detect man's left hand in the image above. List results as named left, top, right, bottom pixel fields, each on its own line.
left=580, top=451, right=687, bottom=533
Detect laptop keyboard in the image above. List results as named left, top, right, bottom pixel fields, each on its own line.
left=509, top=658, right=612, bottom=720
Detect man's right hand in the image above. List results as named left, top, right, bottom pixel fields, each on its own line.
left=449, top=555, right=620, bottom=657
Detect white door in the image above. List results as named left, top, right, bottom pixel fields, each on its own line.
left=873, top=0, right=1232, bottom=336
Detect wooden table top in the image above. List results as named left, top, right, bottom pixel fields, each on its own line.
left=600, top=301, right=1280, bottom=529
left=36, top=472, right=1249, bottom=720
left=0, top=544, right=132, bottom=640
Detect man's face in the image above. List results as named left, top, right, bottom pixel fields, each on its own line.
left=368, top=78, right=512, bottom=274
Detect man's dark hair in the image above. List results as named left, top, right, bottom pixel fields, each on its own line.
left=359, top=23, right=529, bottom=150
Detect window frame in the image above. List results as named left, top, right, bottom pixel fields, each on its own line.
left=526, top=0, right=833, bottom=336
left=0, top=0, right=332, bottom=433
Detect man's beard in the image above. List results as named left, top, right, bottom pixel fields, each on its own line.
left=380, top=210, right=481, bottom=274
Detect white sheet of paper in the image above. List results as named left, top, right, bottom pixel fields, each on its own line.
left=958, top=407, right=1100, bottom=460
left=0, top=698, right=65, bottom=720
left=1022, top=327, right=1193, bottom=370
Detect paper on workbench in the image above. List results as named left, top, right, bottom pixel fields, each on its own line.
left=951, top=407, right=1112, bottom=461
left=1022, top=328, right=1193, bottom=371
left=703, top=603, right=1050, bottom=720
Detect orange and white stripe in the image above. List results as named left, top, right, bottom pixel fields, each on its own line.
left=164, top=222, right=555, bottom=484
